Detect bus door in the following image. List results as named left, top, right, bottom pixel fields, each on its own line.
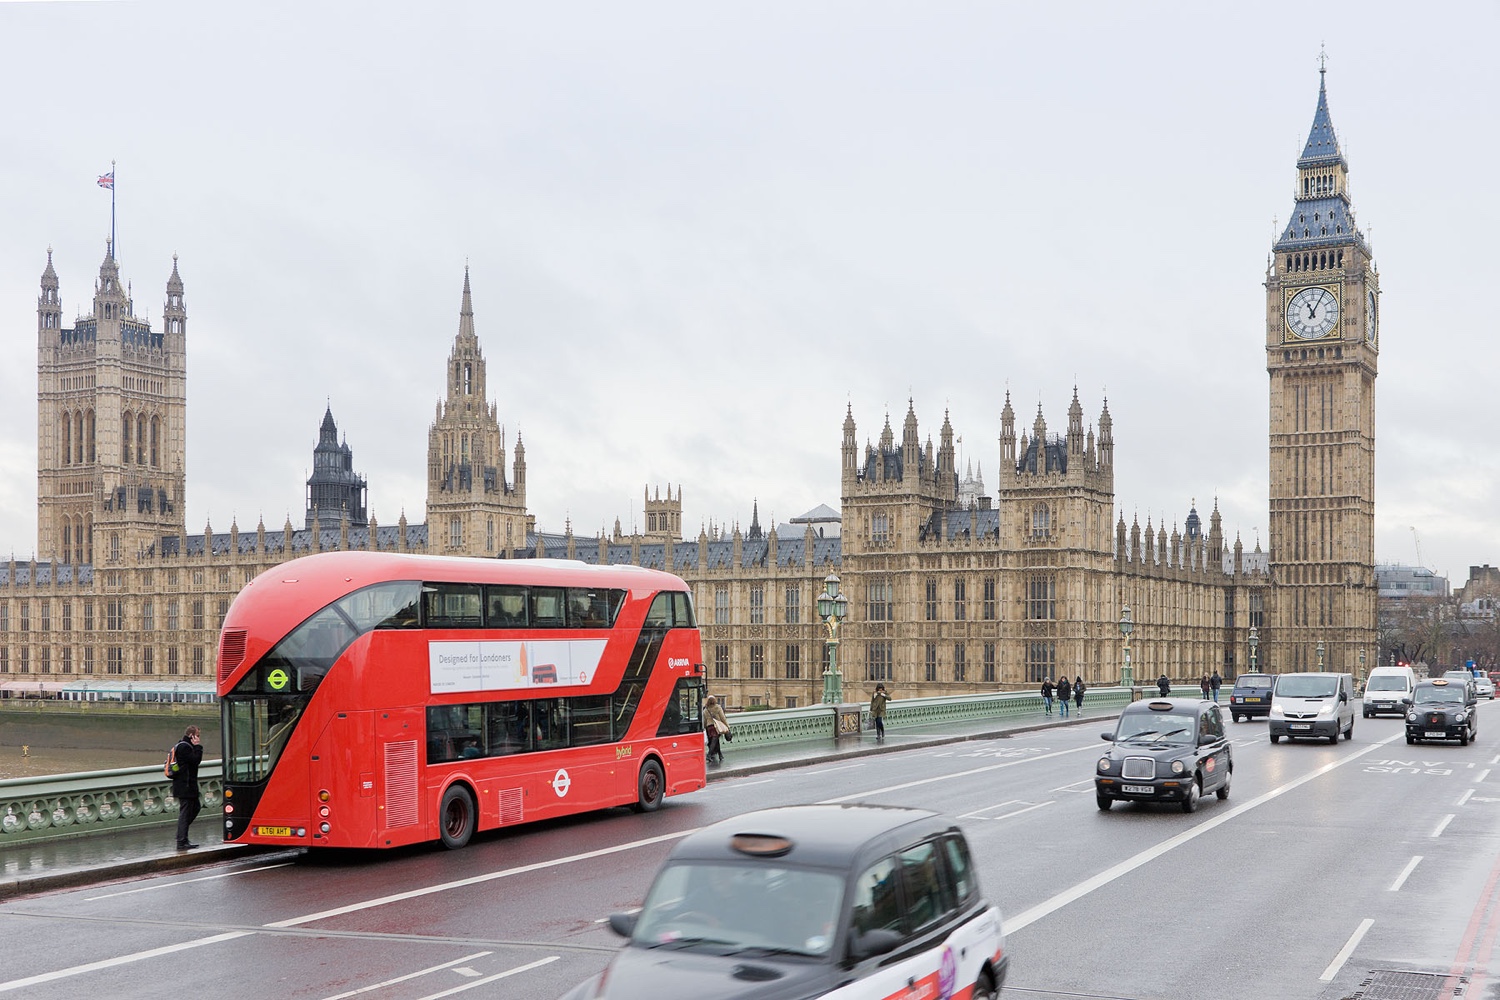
left=377, top=707, right=425, bottom=845
left=310, top=710, right=376, bottom=847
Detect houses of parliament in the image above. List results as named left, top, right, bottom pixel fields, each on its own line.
left=0, top=72, right=1379, bottom=708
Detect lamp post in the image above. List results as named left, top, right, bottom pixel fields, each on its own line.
left=1248, top=626, right=1259, bottom=674
left=1358, top=647, right=1366, bottom=686
left=1118, top=605, right=1134, bottom=688
left=817, top=574, right=849, bottom=704
left=1317, top=639, right=1326, bottom=671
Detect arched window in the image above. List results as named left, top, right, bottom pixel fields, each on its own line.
left=86, top=410, right=95, bottom=462
left=62, top=415, right=71, bottom=465
left=136, top=415, right=146, bottom=465
left=122, top=412, right=134, bottom=463
left=461, top=434, right=469, bottom=465
left=62, top=521, right=71, bottom=564
left=150, top=416, right=160, bottom=467
left=463, top=363, right=473, bottom=394
left=1031, top=504, right=1051, bottom=540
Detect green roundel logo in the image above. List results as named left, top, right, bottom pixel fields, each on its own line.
left=266, top=668, right=290, bottom=691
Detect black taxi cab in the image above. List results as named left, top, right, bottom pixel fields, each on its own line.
left=1095, top=698, right=1232, bottom=813
left=1406, top=678, right=1479, bottom=746
left=561, top=804, right=1006, bottom=1000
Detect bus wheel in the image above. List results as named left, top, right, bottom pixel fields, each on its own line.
left=634, top=760, right=665, bottom=813
left=439, top=785, right=476, bottom=849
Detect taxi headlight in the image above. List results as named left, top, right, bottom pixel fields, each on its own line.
left=1170, top=759, right=1186, bottom=775
left=1456, top=712, right=1467, bottom=723
left=1407, top=711, right=1418, bottom=723
left=1098, top=757, right=1112, bottom=772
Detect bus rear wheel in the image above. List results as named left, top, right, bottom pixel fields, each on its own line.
left=633, top=759, right=665, bottom=813
left=439, top=785, right=476, bottom=849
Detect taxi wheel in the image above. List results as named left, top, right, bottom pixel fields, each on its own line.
left=1216, top=768, right=1231, bottom=800
left=973, top=969, right=999, bottom=1000
left=633, top=759, right=665, bottom=813
left=1181, top=778, right=1199, bottom=814
left=1096, top=794, right=1112, bottom=811
left=1406, top=734, right=1416, bottom=745
left=1459, top=727, right=1469, bottom=747
left=439, top=785, right=476, bottom=850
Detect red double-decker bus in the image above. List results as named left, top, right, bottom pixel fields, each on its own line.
left=216, top=551, right=707, bottom=849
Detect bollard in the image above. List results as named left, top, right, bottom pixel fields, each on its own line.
left=21, top=745, right=30, bottom=758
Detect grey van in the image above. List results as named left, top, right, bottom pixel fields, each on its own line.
left=1268, top=672, right=1356, bottom=744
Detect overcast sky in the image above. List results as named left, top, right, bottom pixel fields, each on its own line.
left=2, top=2, right=1497, bottom=585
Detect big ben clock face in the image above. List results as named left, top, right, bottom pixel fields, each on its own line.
left=1366, top=289, right=1378, bottom=344
left=1287, top=286, right=1340, bottom=339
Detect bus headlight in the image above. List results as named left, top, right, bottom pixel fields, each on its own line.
left=320, top=822, right=330, bottom=833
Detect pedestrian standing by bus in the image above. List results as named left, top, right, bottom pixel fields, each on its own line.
left=870, top=683, right=890, bottom=742
left=172, top=725, right=204, bottom=850
left=1074, top=676, right=1086, bottom=712
left=1056, top=675, right=1072, bottom=717
left=704, top=695, right=730, bottom=764
left=1040, top=678, right=1055, bottom=716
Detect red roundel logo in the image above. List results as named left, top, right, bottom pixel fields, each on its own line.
left=1205, top=757, right=1215, bottom=773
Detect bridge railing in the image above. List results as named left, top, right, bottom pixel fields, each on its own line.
left=1, top=688, right=1137, bottom=845
left=1, top=763, right=224, bottom=845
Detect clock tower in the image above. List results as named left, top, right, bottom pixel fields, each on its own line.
left=1265, top=64, right=1379, bottom=673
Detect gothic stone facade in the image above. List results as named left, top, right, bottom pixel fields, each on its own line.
left=1, top=73, right=1374, bottom=708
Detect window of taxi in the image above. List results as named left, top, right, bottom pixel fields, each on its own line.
left=1197, top=707, right=1224, bottom=742
left=1117, top=712, right=1194, bottom=744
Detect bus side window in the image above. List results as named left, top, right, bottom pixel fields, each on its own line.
left=671, top=591, right=695, bottom=628
left=485, top=585, right=528, bottom=628
left=531, top=588, right=565, bottom=628
left=644, top=594, right=672, bottom=628
left=423, top=583, right=482, bottom=628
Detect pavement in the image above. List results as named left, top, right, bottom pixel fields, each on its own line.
left=0, top=700, right=1124, bottom=900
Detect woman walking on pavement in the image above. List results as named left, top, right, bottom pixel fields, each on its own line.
left=704, top=694, right=730, bottom=764
left=1200, top=674, right=1212, bottom=700
left=870, top=683, right=890, bottom=742
left=1074, top=675, right=1086, bottom=713
left=1040, top=677, right=1055, bottom=716
left=1056, top=675, right=1072, bottom=717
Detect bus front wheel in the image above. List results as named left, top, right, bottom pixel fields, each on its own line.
left=634, top=760, right=665, bottom=813
left=439, top=785, right=476, bottom=849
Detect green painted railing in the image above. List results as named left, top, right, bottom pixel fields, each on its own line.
left=0, top=762, right=223, bottom=845
left=1, top=688, right=1140, bottom=844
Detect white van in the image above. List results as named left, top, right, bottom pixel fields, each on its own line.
left=1363, top=665, right=1417, bottom=718
left=1269, top=672, right=1356, bottom=744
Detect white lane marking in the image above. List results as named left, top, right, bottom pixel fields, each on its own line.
left=0, top=932, right=251, bottom=991
left=803, top=762, right=867, bottom=776
left=822, top=742, right=1100, bottom=803
left=1477, top=768, right=1492, bottom=783
left=1431, top=814, right=1455, bottom=838
left=1389, top=856, right=1422, bottom=892
left=320, top=952, right=493, bottom=1000
left=957, top=799, right=1022, bottom=819
left=1320, top=918, right=1374, bottom=982
left=1006, top=732, right=1401, bottom=934
left=1050, top=779, right=1095, bottom=793
left=727, top=779, right=774, bottom=787
left=85, top=863, right=294, bottom=900
left=1457, top=788, right=1474, bottom=807
left=452, top=968, right=481, bottom=978
left=1492, top=754, right=1500, bottom=766
left=983, top=802, right=1053, bottom=823
left=413, top=956, right=559, bottom=1000
left=0, top=828, right=696, bottom=993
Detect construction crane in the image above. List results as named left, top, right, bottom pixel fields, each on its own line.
left=1410, top=526, right=1423, bottom=569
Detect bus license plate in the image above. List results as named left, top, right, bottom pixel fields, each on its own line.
left=1122, top=785, right=1154, bottom=794
left=256, top=825, right=293, bottom=837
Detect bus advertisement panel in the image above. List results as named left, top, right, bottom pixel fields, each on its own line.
left=216, top=551, right=707, bottom=850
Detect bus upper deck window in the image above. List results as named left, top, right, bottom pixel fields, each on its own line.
left=531, top=588, right=565, bottom=628
left=486, top=585, right=528, bottom=628
left=423, top=584, right=482, bottom=628
left=645, top=594, right=671, bottom=628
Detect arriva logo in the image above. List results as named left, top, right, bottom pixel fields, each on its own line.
left=668, top=658, right=690, bottom=668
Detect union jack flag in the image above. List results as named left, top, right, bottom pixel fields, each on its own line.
left=97, top=171, right=114, bottom=190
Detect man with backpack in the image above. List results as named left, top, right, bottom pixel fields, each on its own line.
left=170, top=725, right=205, bottom=850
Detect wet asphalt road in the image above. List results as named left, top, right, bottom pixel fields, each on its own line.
left=1, top=704, right=1497, bottom=1000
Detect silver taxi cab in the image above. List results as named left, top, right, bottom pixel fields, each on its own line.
left=561, top=803, right=1006, bottom=1000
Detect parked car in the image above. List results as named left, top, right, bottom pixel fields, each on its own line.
left=562, top=804, right=1008, bottom=1000
left=1095, top=698, right=1231, bottom=813
left=1228, top=673, right=1275, bottom=722
left=1406, top=678, right=1479, bottom=745
left=1269, top=672, right=1356, bottom=744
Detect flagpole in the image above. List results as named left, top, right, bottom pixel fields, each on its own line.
left=111, top=159, right=116, bottom=260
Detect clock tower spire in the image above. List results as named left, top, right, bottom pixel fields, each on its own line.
left=1264, top=64, right=1379, bottom=674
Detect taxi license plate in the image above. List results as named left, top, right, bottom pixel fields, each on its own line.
left=1245, top=697, right=1263, bottom=703
left=1290, top=724, right=1311, bottom=731
left=1425, top=731, right=1447, bottom=738
left=256, top=825, right=294, bottom=837
left=1122, top=785, right=1154, bottom=794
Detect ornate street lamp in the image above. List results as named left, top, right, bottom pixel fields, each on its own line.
left=1118, top=605, right=1134, bottom=688
left=1248, top=626, right=1259, bottom=674
left=1317, top=639, right=1326, bottom=671
left=817, top=574, right=849, bottom=704
left=1358, top=647, right=1366, bottom=685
